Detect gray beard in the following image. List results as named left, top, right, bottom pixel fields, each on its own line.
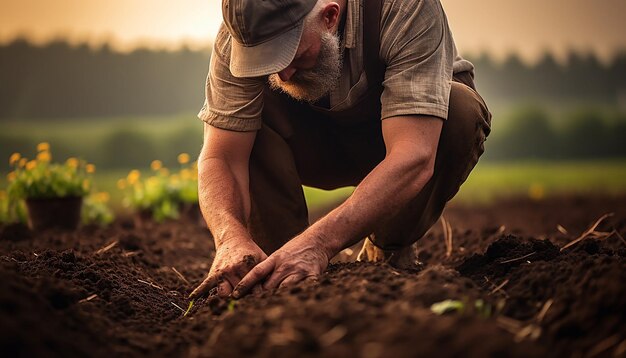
left=268, top=30, right=342, bottom=103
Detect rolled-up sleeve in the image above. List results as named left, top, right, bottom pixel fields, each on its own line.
left=379, top=0, right=454, bottom=121
left=197, top=24, right=265, bottom=132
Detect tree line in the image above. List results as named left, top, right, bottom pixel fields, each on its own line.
left=0, top=39, right=625, bottom=119
left=484, top=106, right=626, bottom=161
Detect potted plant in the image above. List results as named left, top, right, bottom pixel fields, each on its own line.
left=118, top=153, right=200, bottom=225
left=6, top=143, right=94, bottom=231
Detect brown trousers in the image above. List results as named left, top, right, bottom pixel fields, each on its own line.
left=248, top=72, right=492, bottom=254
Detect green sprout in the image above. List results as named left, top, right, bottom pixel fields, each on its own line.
left=430, top=299, right=493, bottom=317
left=183, top=300, right=194, bottom=317
left=227, top=299, right=237, bottom=312
left=430, top=299, right=465, bottom=315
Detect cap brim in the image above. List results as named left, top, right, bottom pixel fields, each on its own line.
left=229, top=21, right=304, bottom=78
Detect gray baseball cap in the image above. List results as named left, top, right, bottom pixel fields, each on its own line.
left=222, top=0, right=317, bottom=78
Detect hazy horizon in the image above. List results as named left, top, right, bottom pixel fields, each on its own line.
left=1, top=0, right=625, bottom=64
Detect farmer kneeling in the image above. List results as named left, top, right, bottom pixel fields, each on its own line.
left=190, top=0, right=492, bottom=299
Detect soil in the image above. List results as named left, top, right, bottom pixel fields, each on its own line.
left=1, top=195, right=625, bottom=357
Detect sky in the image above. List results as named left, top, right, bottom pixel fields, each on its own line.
left=1, top=0, right=625, bottom=64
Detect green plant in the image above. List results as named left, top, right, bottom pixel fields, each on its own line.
left=0, top=191, right=28, bottom=225
left=183, top=300, right=194, bottom=317
left=7, top=143, right=94, bottom=200
left=430, top=298, right=496, bottom=318
left=82, top=192, right=115, bottom=226
left=118, top=153, right=198, bottom=222
left=227, top=299, right=237, bottom=312
left=430, top=300, right=466, bottom=315
left=0, top=190, right=14, bottom=224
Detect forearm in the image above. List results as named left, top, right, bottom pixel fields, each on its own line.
left=310, top=153, right=434, bottom=258
left=198, top=157, right=253, bottom=248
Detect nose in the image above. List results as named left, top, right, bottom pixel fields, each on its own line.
left=277, top=66, right=297, bottom=82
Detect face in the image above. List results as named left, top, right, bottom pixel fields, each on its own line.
left=268, top=27, right=342, bottom=103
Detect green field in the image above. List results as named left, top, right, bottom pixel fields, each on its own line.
left=303, top=160, right=626, bottom=209
left=90, top=160, right=626, bottom=212
left=3, top=161, right=626, bottom=214
left=454, top=160, right=626, bottom=203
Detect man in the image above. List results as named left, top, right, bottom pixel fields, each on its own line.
left=190, top=0, right=491, bottom=299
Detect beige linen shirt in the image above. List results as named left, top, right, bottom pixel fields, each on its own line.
left=198, top=0, right=474, bottom=132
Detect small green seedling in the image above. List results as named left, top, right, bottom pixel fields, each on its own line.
left=430, top=299, right=465, bottom=315
left=431, top=299, right=494, bottom=317
left=183, top=300, right=194, bottom=317
left=227, top=299, right=237, bottom=312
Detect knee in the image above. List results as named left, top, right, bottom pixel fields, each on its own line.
left=449, top=82, right=491, bottom=135
left=441, top=82, right=492, bottom=157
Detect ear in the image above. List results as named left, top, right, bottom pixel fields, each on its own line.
left=321, top=2, right=341, bottom=30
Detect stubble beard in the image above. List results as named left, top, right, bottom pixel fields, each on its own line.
left=268, top=30, right=342, bottom=103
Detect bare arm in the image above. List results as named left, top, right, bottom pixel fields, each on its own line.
left=189, top=123, right=267, bottom=298
left=312, top=114, right=442, bottom=256
left=233, top=115, right=443, bottom=296
left=198, top=123, right=255, bottom=245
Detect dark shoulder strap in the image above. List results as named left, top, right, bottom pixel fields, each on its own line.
left=362, top=0, right=385, bottom=87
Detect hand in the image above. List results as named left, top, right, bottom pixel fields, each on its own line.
left=232, top=233, right=331, bottom=298
left=189, top=239, right=267, bottom=299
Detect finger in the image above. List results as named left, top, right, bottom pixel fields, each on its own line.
left=278, top=273, right=306, bottom=289
left=222, top=270, right=244, bottom=291
left=262, top=270, right=291, bottom=291
left=217, top=279, right=233, bottom=298
left=189, top=274, right=219, bottom=299
left=232, top=258, right=275, bottom=299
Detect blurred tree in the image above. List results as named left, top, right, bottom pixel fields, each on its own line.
left=560, top=109, right=610, bottom=159
left=498, top=106, right=558, bottom=159
left=166, top=125, right=203, bottom=166
left=1, top=40, right=625, bottom=120
left=101, top=128, right=157, bottom=169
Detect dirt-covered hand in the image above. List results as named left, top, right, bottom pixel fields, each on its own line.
left=189, top=239, right=267, bottom=299
left=232, top=234, right=330, bottom=298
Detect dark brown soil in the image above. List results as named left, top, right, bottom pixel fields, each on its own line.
left=1, top=195, right=625, bottom=357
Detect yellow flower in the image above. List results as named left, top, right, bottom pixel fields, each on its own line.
left=36, top=151, right=51, bottom=162
left=26, top=160, right=37, bottom=170
left=18, top=158, right=27, bottom=168
left=96, top=192, right=110, bottom=202
left=159, top=168, right=170, bottom=177
left=82, top=178, right=91, bottom=191
left=117, top=179, right=127, bottom=190
left=528, top=183, right=545, bottom=201
left=9, top=153, right=21, bottom=165
left=86, top=164, right=96, bottom=174
left=151, top=160, right=163, bottom=171
left=177, top=153, right=190, bottom=164
left=7, top=172, right=17, bottom=181
left=37, top=142, right=50, bottom=152
left=66, top=157, right=79, bottom=168
left=127, top=170, right=141, bottom=185
left=146, top=176, right=160, bottom=189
